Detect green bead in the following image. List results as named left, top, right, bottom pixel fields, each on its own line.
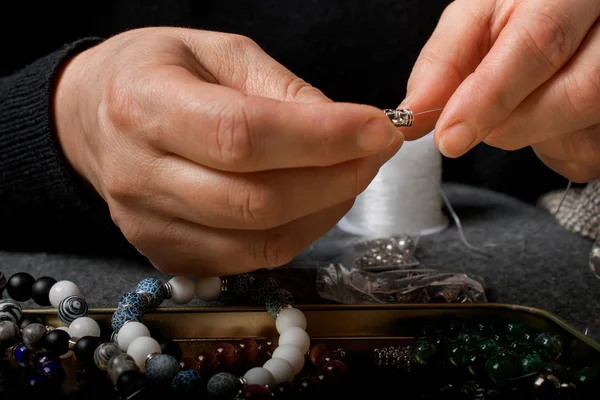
left=493, top=346, right=518, bottom=359
left=505, top=322, right=525, bottom=334
left=462, top=349, right=491, bottom=377
left=458, top=330, right=481, bottom=346
left=521, top=330, right=537, bottom=343
left=575, top=366, right=600, bottom=386
left=448, top=340, right=469, bottom=367
left=475, top=338, right=498, bottom=355
left=534, top=332, right=563, bottom=360
left=519, top=352, right=544, bottom=374
left=410, top=337, right=438, bottom=367
left=485, top=354, right=519, bottom=382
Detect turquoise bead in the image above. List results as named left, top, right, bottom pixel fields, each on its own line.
left=534, top=332, right=563, bottom=360
left=410, top=337, right=438, bottom=367
left=519, top=352, right=544, bottom=374
left=485, top=354, right=519, bottom=382
left=136, top=278, right=166, bottom=307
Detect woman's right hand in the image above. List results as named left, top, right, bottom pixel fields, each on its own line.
left=53, top=27, right=403, bottom=277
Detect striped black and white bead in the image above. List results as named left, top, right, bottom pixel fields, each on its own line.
left=58, top=295, right=89, bottom=324
left=0, top=299, right=22, bottom=324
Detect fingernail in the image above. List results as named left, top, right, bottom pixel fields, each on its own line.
left=358, top=119, right=400, bottom=152
left=439, top=122, right=478, bottom=157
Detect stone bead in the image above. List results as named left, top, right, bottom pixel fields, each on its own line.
left=206, top=372, right=242, bottom=398
left=278, top=327, right=310, bottom=355
left=485, top=354, right=519, bottom=382
left=74, top=336, right=101, bottom=365
left=505, top=322, right=526, bottom=335
left=166, top=276, right=195, bottom=304
left=43, top=329, right=70, bottom=356
left=272, top=344, right=305, bottom=375
left=112, top=307, right=143, bottom=332
left=58, top=295, right=88, bottom=324
left=265, top=289, right=294, bottom=318
left=195, top=277, right=222, bottom=302
left=172, top=369, right=203, bottom=392
left=475, top=338, right=498, bottom=355
left=249, top=277, right=278, bottom=305
left=448, top=339, right=469, bottom=366
left=127, top=336, right=161, bottom=372
left=215, top=342, right=237, bottom=367
left=243, top=367, right=275, bottom=387
left=519, top=351, right=544, bottom=374
left=94, top=342, right=122, bottom=371
left=31, top=277, right=57, bottom=306
left=116, top=370, right=144, bottom=398
left=0, top=299, right=22, bottom=324
left=534, top=332, right=563, bottom=360
left=457, top=330, right=481, bottom=345
left=275, top=307, right=307, bottom=334
left=410, top=337, right=438, bottom=367
left=159, top=339, right=183, bottom=362
left=55, top=327, right=74, bottom=359
left=69, top=317, right=101, bottom=338
left=118, top=292, right=148, bottom=314
left=0, top=272, right=6, bottom=296
left=117, top=321, right=150, bottom=351
left=241, top=384, right=273, bottom=399
left=32, top=352, right=59, bottom=369
left=318, top=359, right=348, bottom=381
left=49, top=280, right=81, bottom=308
left=136, top=278, right=166, bottom=307
left=39, top=361, right=66, bottom=385
left=228, top=273, right=254, bottom=299
left=263, top=358, right=294, bottom=385
left=236, top=339, right=260, bottom=364
left=6, top=272, right=35, bottom=301
left=260, top=337, right=278, bottom=357
left=19, top=315, right=43, bottom=330
left=295, top=376, right=323, bottom=396
left=108, top=353, right=139, bottom=385
left=0, top=320, right=20, bottom=349
left=14, top=344, right=30, bottom=367
left=22, top=322, right=47, bottom=350
left=146, top=354, right=181, bottom=383
left=575, top=366, right=600, bottom=387
left=194, top=351, right=218, bottom=374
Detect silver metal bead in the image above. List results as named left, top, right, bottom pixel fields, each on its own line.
left=383, top=108, right=414, bottom=127
left=163, top=282, right=173, bottom=299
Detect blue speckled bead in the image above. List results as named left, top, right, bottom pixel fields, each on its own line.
left=112, top=307, right=143, bottom=332
left=227, top=274, right=254, bottom=299
left=136, top=278, right=166, bottom=307
left=172, top=369, right=203, bottom=392
left=249, top=277, right=278, bottom=305
left=265, top=289, right=294, bottom=318
left=146, top=354, right=181, bottom=383
left=14, top=344, right=30, bottom=367
left=207, top=372, right=242, bottom=398
left=118, top=292, right=148, bottom=314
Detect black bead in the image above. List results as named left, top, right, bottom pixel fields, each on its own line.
left=19, top=315, right=43, bottom=330
left=6, top=273, right=35, bottom=302
left=159, top=339, right=183, bottom=362
left=31, top=277, right=57, bottom=306
left=116, top=370, right=145, bottom=397
left=74, top=336, right=101, bottom=365
left=43, top=329, right=70, bottom=356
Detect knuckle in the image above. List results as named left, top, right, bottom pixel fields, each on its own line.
left=238, top=183, right=285, bottom=227
left=562, top=166, right=596, bottom=183
left=280, top=75, right=316, bottom=101
left=259, top=227, right=298, bottom=268
left=99, top=77, right=137, bottom=133
left=208, top=102, right=255, bottom=168
left=516, top=11, right=572, bottom=70
left=564, top=71, right=600, bottom=121
left=484, top=127, right=524, bottom=151
left=224, top=33, right=259, bottom=53
left=565, top=131, right=600, bottom=166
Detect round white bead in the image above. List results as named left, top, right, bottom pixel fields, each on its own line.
left=117, top=321, right=150, bottom=351
left=275, top=307, right=307, bottom=334
left=168, top=276, right=196, bottom=304
left=127, top=336, right=161, bottom=372
left=263, top=358, right=294, bottom=385
left=194, top=277, right=222, bottom=301
left=49, top=281, right=81, bottom=308
left=56, top=326, right=74, bottom=359
left=243, top=367, right=276, bottom=387
left=272, top=344, right=305, bottom=374
left=69, top=317, right=100, bottom=338
left=278, top=326, right=310, bottom=354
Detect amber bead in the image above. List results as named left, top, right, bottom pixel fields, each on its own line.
left=215, top=342, right=238, bottom=368
left=295, top=376, right=323, bottom=396
left=194, top=351, right=218, bottom=374
left=241, top=384, right=273, bottom=399
left=309, top=344, right=328, bottom=366
left=260, top=337, right=279, bottom=357
left=180, top=357, right=197, bottom=371
left=236, top=339, right=260, bottom=364
left=319, top=360, right=347, bottom=381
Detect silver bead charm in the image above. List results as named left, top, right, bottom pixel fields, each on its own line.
left=383, top=109, right=414, bottom=127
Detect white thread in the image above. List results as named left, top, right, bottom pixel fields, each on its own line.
left=337, top=132, right=448, bottom=237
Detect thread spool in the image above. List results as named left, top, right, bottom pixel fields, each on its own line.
left=337, top=131, right=448, bottom=238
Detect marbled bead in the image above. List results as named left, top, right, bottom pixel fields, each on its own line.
left=14, top=344, right=30, bottom=367
left=228, top=273, right=254, bottom=299
left=146, top=354, right=181, bottom=383
left=94, top=342, right=122, bottom=371
left=22, top=322, right=47, bottom=350
left=265, top=289, right=294, bottom=318
left=0, top=299, right=22, bottom=324
left=0, top=320, right=20, bottom=348
left=58, top=295, right=88, bottom=324
left=0, top=272, right=6, bottom=296
left=136, top=278, right=166, bottom=307
left=118, top=292, right=148, bottom=314
left=108, top=353, right=139, bottom=385
left=249, top=277, right=278, bottom=305
left=206, top=372, right=242, bottom=398
left=172, top=369, right=203, bottom=392
left=112, top=307, right=143, bottom=332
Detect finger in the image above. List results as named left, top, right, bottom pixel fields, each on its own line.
left=129, top=200, right=355, bottom=277
left=137, top=137, right=402, bottom=230
left=532, top=124, right=600, bottom=166
left=399, top=1, right=495, bottom=140
left=534, top=151, right=600, bottom=183
left=144, top=67, right=402, bottom=172
left=436, top=0, right=600, bottom=158
left=485, top=21, right=600, bottom=150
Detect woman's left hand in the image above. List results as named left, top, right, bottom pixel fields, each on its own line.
left=401, top=0, right=600, bottom=182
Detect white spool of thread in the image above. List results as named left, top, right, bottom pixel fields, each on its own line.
left=337, top=131, right=448, bottom=238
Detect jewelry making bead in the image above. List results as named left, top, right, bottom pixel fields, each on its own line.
left=49, top=280, right=81, bottom=308
left=260, top=337, right=278, bottom=357
left=206, top=372, right=243, bottom=398
left=226, top=273, right=254, bottom=300
left=136, top=278, right=166, bottom=307
left=519, top=351, right=544, bottom=374
left=127, top=336, right=161, bottom=372
left=0, top=272, right=6, bottom=296
left=534, top=332, right=563, bottom=360
left=69, top=317, right=101, bottom=338
left=295, top=376, right=323, bottom=396
left=159, top=338, right=182, bottom=362
left=32, top=352, right=59, bottom=369
left=575, top=366, right=600, bottom=387
left=195, top=277, right=223, bottom=302
left=94, top=342, right=122, bottom=371
left=278, top=327, right=310, bottom=355
left=236, top=339, right=260, bottom=364
left=263, top=358, right=294, bottom=385
left=118, top=292, right=148, bottom=314
left=0, top=320, right=20, bottom=349
left=21, top=322, right=47, bottom=350
left=410, top=337, right=438, bottom=368
left=55, top=326, right=74, bottom=359
left=215, top=342, right=238, bottom=367
left=165, top=276, right=195, bottom=304
left=58, top=295, right=88, bottom=324
left=13, top=344, right=30, bottom=367
left=112, top=307, right=143, bottom=332
left=0, top=299, right=22, bottom=324
left=172, top=369, right=202, bottom=393
left=6, top=272, right=35, bottom=301
left=485, top=354, right=519, bottom=382
left=272, top=344, right=305, bottom=374
left=115, top=370, right=145, bottom=398
left=250, top=277, right=278, bottom=305
left=194, top=351, right=218, bottom=374
left=74, top=336, right=102, bottom=366
left=117, top=321, right=150, bottom=351
left=448, top=339, right=469, bottom=367
left=31, top=277, right=57, bottom=306
left=43, top=329, right=70, bottom=356
left=146, top=354, right=181, bottom=383
left=243, top=367, right=276, bottom=387
left=241, top=384, right=273, bottom=399
left=39, top=361, right=66, bottom=385
left=275, top=307, right=306, bottom=334
left=265, top=289, right=294, bottom=318
left=505, top=322, right=526, bottom=335
left=19, top=315, right=42, bottom=329
left=463, top=348, right=491, bottom=377
left=108, top=353, right=139, bottom=385
left=319, top=359, right=348, bottom=382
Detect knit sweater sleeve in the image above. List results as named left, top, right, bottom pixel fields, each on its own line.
left=0, top=38, right=137, bottom=257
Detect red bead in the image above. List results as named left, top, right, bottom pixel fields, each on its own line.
left=237, top=339, right=260, bottom=364
left=309, top=343, right=328, bottom=366
left=180, top=357, right=197, bottom=371
left=272, top=382, right=293, bottom=397
left=319, top=359, right=347, bottom=381
left=194, top=351, right=218, bottom=373
left=214, top=342, right=237, bottom=367
left=261, top=338, right=278, bottom=357
left=295, top=376, right=322, bottom=395
left=241, top=384, right=272, bottom=399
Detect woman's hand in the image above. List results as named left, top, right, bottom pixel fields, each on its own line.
left=401, top=0, right=600, bottom=182
left=53, top=27, right=403, bottom=276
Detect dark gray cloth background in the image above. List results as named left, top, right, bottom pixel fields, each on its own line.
left=2, top=184, right=599, bottom=340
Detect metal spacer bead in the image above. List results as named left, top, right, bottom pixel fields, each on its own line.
left=136, top=291, right=153, bottom=306
left=145, top=352, right=160, bottom=368
left=238, top=376, right=248, bottom=387
left=220, top=277, right=228, bottom=293
left=383, top=108, right=414, bottom=127
left=163, top=282, right=173, bottom=300
left=68, top=338, right=79, bottom=351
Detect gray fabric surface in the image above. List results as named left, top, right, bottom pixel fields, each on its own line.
left=1, top=183, right=599, bottom=340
